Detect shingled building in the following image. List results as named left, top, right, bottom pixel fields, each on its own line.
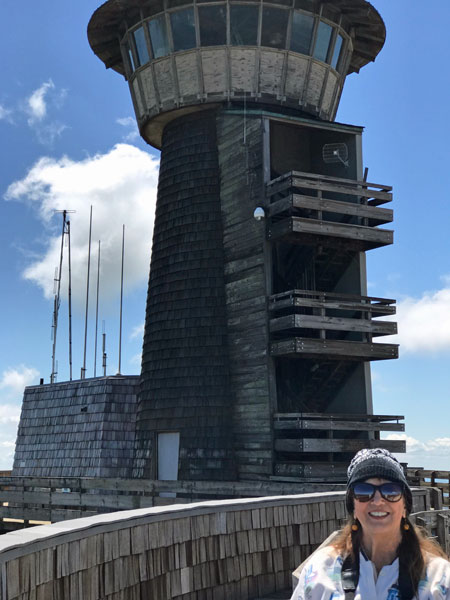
left=13, top=0, right=405, bottom=485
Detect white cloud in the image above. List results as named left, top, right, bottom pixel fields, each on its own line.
left=0, top=366, right=38, bottom=469
left=130, top=322, right=144, bottom=340
left=117, top=117, right=139, bottom=142
left=25, top=80, right=68, bottom=144
left=5, top=144, right=159, bottom=307
left=129, top=353, right=142, bottom=367
left=0, top=365, right=39, bottom=397
left=383, top=280, right=450, bottom=354
left=0, top=405, right=21, bottom=425
left=0, top=104, right=13, bottom=122
left=386, top=433, right=450, bottom=471
left=0, top=439, right=16, bottom=471
left=27, top=80, right=55, bottom=123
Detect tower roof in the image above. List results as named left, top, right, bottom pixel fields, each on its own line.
left=88, top=0, right=386, bottom=77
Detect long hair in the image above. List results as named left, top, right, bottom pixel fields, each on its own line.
left=332, top=517, right=447, bottom=594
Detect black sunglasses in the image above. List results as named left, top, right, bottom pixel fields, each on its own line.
left=352, top=482, right=404, bottom=503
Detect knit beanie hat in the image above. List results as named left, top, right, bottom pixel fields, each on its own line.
left=346, top=448, right=412, bottom=514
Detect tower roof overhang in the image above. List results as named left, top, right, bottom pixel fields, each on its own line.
left=87, top=0, right=386, bottom=77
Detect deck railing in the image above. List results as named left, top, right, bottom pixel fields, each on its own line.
left=266, top=171, right=393, bottom=251
left=269, top=289, right=398, bottom=361
left=0, top=477, right=345, bottom=530
left=407, top=468, right=450, bottom=508
left=269, top=289, right=396, bottom=339
left=273, top=413, right=405, bottom=482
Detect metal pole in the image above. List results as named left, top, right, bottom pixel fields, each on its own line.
left=117, top=225, right=125, bottom=375
left=67, top=220, right=73, bottom=381
left=94, top=240, right=101, bottom=378
left=102, top=320, right=107, bottom=377
left=50, top=211, right=66, bottom=384
left=81, top=206, right=93, bottom=379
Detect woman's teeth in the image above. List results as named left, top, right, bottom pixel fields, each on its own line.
left=369, top=512, right=388, bottom=517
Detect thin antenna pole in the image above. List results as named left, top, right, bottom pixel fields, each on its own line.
left=102, top=320, right=107, bottom=377
left=67, top=220, right=73, bottom=381
left=50, top=211, right=67, bottom=384
left=94, top=240, right=101, bottom=377
left=81, top=206, right=93, bottom=379
left=117, top=225, right=125, bottom=375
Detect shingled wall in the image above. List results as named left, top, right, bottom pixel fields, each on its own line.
left=136, top=110, right=236, bottom=482
left=217, top=111, right=273, bottom=480
left=12, top=377, right=138, bottom=478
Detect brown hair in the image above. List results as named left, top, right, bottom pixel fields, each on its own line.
left=332, top=517, right=447, bottom=594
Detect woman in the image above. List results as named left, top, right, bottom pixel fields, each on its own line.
left=290, top=448, right=450, bottom=599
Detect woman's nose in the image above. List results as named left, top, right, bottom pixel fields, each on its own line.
left=371, top=490, right=385, bottom=503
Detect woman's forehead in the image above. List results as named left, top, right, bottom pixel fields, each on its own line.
left=362, top=477, right=394, bottom=485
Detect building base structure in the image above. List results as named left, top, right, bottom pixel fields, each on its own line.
left=13, top=0, right=407, bottom=484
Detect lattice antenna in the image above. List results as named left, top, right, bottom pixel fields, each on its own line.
left=50, top=209, right=75, bottom=384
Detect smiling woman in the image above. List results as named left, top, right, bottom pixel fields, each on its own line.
left=291, top=449, right=450, bottom=600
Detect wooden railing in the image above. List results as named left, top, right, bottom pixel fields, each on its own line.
left=411, top=510, right=450, bottom=556
left=0, top=477, right=345, bottom=529
left=407, top=468, right=450, bottom=508
left=0, top=489, right=433, bottom=600
left=273, top=413, right=405, bottom=482
left=269, top=289, right=396, bottom=315
left=266, top=171, right=393, bottom=251
left=269, top=289, right=396, bottom=338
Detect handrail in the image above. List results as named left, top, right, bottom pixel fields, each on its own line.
left=267, top=170, right=392, bottom=193
left=273, top=412, right=404, bottom=422
left=0, top=477, right=345, bottom=528
left=407, top=468, right=450, bottom=508
left=269, top=289, right=395, bottom=306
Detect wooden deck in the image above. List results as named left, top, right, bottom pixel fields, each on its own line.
left=266, top=171, right=393, bottom=251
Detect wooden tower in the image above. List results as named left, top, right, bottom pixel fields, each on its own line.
left=88, top=0, right=404, bottom=484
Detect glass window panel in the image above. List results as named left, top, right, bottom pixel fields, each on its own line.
left=127, top=45, right=136, bottom=72
left=230, top=5, right=259, bottom=46
left=261, top=7, right=289, bottom=49
left=170, top=8, right=196, bottom=52
left=331, top=33, right=343, bottom=70
left=313, top=20, right=332, bottom=62
left=148, top=15, right=170, bottom=58
left=290, top=12, right=314, bottom=55
left=199, top=6, right=226, bottom=46
left=134, top=27, right=150, bottom=66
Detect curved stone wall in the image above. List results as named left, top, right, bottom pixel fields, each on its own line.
left=0, top=490, right=429, bottom=600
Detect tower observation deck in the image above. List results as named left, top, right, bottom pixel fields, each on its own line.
left=87, top=0, right=404, bottom=484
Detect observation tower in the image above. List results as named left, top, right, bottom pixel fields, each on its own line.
left=88, top=0, right=404, bottom=484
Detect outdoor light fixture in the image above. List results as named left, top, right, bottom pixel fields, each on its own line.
left=253, top=207, right=265, bottom=221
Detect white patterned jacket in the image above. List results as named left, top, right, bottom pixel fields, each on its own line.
left=290, top=547, right=450, bottom=600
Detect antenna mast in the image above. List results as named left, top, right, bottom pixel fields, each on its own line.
left=67, top=220, right=73, bottom=381
left=81, top=206, right=93, bottom=380
left=117, top=225, right=125, bottom=375
left=102, top=320, right=107, bottom=377
left=94, top=240, right=101, bottom=377
left=50, top=210, right=74, bottom=384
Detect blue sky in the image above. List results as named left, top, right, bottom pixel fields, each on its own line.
left=0, top=0, right=449, bottom=471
